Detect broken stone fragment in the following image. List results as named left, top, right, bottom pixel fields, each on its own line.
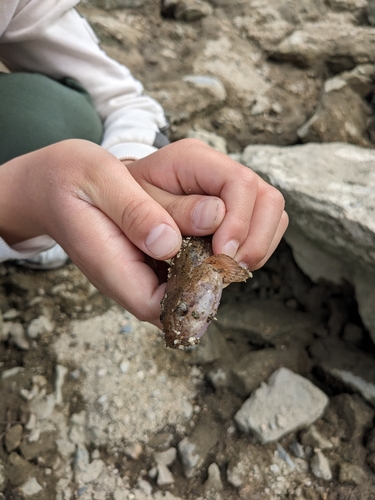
left=297, top=75, right=372, bottom=147
left=27, top=315, right=54, bottom=339
left=339, top=462, right=367, bottom=485
left=310, top=450, right=332, bottom=481
left=230, top=347, right=311, bottom=397
left=300, top=425, right=334, bottom=451
left=234, top=368, right=329, bottom=443
left=17, top=477, right=43, bottom=497
left=3, top=322, right=29, bottom=350
left=310, top=339, right=375, bottom=407
left=240, top=142, right=375, bottom=344
left=5, top=424, right=23, bottom=452
left=273, top=23, right=375, bottom=70
left=156, top=463, right=175, bottom=486
left=204, top=462, right=223, bottom=492
left=174, top=0, right=213, bottom=21
left=155, top=447, right=177, bottom=467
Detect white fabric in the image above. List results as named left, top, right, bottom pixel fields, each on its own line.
left=0, top=1, right=167, bottom=160
left=0, top=0, right=168, bottom=261
left=0, top=235, right=55, bottom=262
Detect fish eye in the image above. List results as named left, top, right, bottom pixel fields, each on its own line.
left=175, top=301, right=188, bottom=316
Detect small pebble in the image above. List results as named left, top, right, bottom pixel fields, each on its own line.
left=339, top=462, right=367, bottom=485
left=124, top=443, right=142, bottom=460
left=55, top=365, right=68, bottom=405
left=289, top=441, right=305, bottom=459
left=148, top=467, right=157, bottom=479
left=4, top=322, right=29, bottom=350
left=3, top=308, right=18, bottom=320
left=155, top=447, right=177, bottom=466
left=18, top=477, right=43, bottom=496
left=310, top=450, right=332, bottom=481
left=28, top=428, right=41, bottom=443
left=25, top=413, right=37, bottom=431
left=5, top=424, right=23, bottom=452
left=27, top=315, right=54, bottom=339
left=157, top=463, right=175, bottom=486
left=204, top=462, right=223, bottom=492
left=137, top=478, right=153, bottom=495
left=276, top=444, right=295, bottom=470
left=119, top=361, right=129, bottom=373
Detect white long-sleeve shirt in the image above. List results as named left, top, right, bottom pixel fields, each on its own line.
left=0, top=0, right=169, bottom=261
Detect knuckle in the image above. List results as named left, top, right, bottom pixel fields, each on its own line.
left=173, top=137, right=210, bottom=155
left=231, top=213, right=249, bottom=235
left=238, top=167, right=259, bottom=190
left=264, top=185, right=285, bottom=210
left=180, top=137, right=207, bottom=148
left=122, top=197, right=153, bottom=234
left=165, top=197, right=186, bottom=220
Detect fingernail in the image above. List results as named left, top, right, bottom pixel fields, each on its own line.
left=222, top=239, right=239, bottom=258
left=145, top=224, right=179, bottom=258
left=193, top=198, right=220, bottom=230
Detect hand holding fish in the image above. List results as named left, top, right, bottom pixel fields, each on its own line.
left=127, top=138, right=289, bottom=336
left=127, top=138, right=288, bottom=271
left=0, top=139, right=287, bottom=332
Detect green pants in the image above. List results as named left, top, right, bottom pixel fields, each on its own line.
left=0, top=72, right=103, bottom=165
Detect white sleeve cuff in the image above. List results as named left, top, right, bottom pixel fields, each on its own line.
left=107, top=143, right=158, bottom=161
left=0, top=235, right=56, bottom=262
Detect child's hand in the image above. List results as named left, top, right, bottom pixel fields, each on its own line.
left=126, top=139, right=288, bottom=270
left=0, top=139, right=287, bottom=327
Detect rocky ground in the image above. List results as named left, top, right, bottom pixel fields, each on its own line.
left=1, top=0, right=375, bottom=499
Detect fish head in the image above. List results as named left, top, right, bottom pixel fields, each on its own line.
left=163, top=265, right=222, bottom=349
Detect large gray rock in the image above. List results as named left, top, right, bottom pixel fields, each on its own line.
left=217, top=298, right=318, bottom=346
left=328, top=0, right=367, bottom=22
left=297, top=65, right=373, bottom=147
left=368, top=0, right=375, bottom=25
left=240, top=142, right=375, bottom=343
left=234, top=368, right=329, bottom=443
left=230, top=347, right=311, bottom=397
left=148, top=76, right=226, bottom=127
left=274, top=20, right=375, bottom=70
left=193, top=35, right=269, bottom=102
left=310, top=339, right=375, bottom=406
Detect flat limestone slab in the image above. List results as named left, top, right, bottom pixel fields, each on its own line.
left=234, top=367, right=329, bottom=443
left=240, top=142, right=375, bottom=343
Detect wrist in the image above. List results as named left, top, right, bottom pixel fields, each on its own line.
left=0, top=154, right=46, bottom=245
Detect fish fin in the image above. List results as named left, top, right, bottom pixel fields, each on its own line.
left=204, top=254, right=252, bottom=284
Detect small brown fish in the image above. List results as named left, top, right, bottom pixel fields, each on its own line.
left=160, top=236, right=252, bottom=349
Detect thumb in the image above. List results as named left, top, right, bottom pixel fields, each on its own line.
left=65, top=152, right=182, bottom=260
